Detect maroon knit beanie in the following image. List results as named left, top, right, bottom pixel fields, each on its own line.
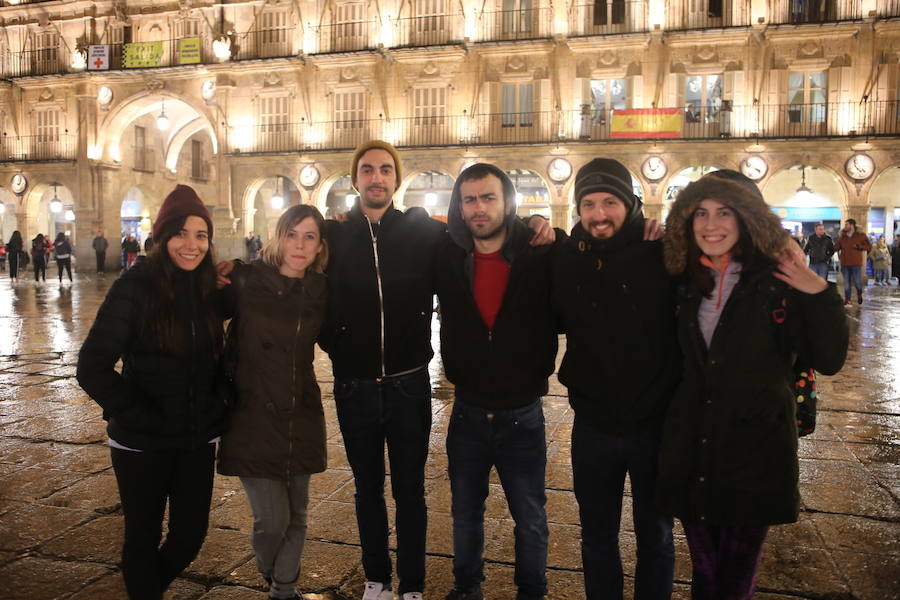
left=152, top=185, right=214, bottom=241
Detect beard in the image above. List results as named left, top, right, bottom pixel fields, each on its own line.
left=466, top=216, right=505, bottom=241
left=360, top=186, right=392, bottom=210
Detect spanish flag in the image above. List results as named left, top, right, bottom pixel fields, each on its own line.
left=611, top=108, right=683, bottom=139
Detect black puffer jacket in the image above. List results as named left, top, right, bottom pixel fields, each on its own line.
left=657, top=269, right=847, bottom=525
left=320, top=204, right=445, bottom=379
left=76, top=263, right=226, bottom=450
left=217, top=263, right=328, bottom=479
left=804, top=233, right=834, bottom=264
left=552, top=220, right=681, bottom=433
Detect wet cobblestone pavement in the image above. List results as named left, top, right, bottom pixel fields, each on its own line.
left=0, top=274, right=898, bottom=600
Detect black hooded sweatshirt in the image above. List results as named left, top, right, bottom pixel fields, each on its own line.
left=435, top=166, right=563, bottom=409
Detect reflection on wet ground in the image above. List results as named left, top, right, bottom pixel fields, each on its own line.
left=0, top=274, right=897, bottom=599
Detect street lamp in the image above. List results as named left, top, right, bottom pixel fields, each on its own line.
left=157, top=100, right=170, bottom=131
left=796, top=165, right=813, bottom=196
left=49, top=184, right=62, bottom=213
left=271, top=177, right=284, bottom=210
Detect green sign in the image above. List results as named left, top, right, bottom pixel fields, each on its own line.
left=123, top=41, right=164, bottom=68
left=178, top=37, right=201, bottom=65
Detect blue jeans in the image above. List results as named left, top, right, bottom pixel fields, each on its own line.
left=875, top=268, right=889, bottom=283
left=447, top=398, right=548, bottom=600
left=571, top=417, right=674, bottom=600
left=810, top=262, right=829, bottom=281
left=334, top=369, right=432, bottom=595
left=841, top=265, right=863, bottom=300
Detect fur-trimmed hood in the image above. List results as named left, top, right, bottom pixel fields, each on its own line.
left=663, top=176, right=789, bottom=275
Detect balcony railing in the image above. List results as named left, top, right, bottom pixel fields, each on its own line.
left=665, top=0, right=752, bottom=30
left=0, top=134, right=76, bottom=162
left=225, top=101, right=900, bottom=155
left=477, top=8, right=553, bottom=42
left=0, top=0, right=55, bottom=5
left=392, top=14, right=463, bottom=47
left=232, top=28, right=295, bottom=61
left=880, top=0, right=900, bottom=17
left=770, top=0, right=863, bottom=24
left=310, top=20, right=377, bottom=53
left=190, top=162, right=210, bottom=181
left=569, top=2, right=649, bottom=36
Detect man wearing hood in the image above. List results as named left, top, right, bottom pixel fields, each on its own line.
left=551, top=158, right=680, bottom=600
left=435, top=163, right=563, bottom=600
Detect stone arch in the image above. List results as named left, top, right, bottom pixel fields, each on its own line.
left=319, top=172, right=355, bottom=218
left=97, top=90, right=219, bottom=166
left=239, top=174, right=302, bottom=239
left=401, top=169, right=455, bottom=217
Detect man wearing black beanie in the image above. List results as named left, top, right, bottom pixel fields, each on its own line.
left=552, top=158, right=680, bottom=600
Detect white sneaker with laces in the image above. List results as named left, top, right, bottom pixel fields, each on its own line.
left=403, top=593, right=424, bottom=600
left=362, top=581, right=393, bottom=600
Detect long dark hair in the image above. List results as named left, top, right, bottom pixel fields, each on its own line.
left=54, top=232, right=66, bottom=245
left=7, top=230, right=22, bottom=247
left=143, top=217, right=223, bottom=356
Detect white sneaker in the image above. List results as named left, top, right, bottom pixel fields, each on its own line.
left=403, top=594, right=424, bottom=600
left=362, top=581, right=393, bottom=600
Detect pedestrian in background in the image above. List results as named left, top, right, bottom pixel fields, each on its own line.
left=123, top=234, right=141, bottom=269
left=870, top=236, right=891, bottom=286
left=659, top=175, right=848, bottom=600
left=246, top=231, right=262, bottom=261
left=7, top=230, right=23, bottom=280
left=93, top=230, right=109, bottom=273
left=804, top=223, right=834, bottom=281
left=834, top=219, right=871, bottom=305
left=54, top=231, right=73, bottom=283
left=217, top=204, right=328, bottom=600
left=31, top=233, right=48, bottom=281
left=76, top=185, right=226, bottom=600
left=891, top=234, right=900, bottom=284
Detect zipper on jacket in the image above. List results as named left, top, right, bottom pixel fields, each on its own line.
left=366, top=216, right=387, bottom=377
left=288, top=311, right=302, bottom=480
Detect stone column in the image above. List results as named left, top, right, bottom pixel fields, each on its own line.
left=550, top=203, right=570, bottom=230
left=643, top=203, right=665, bottom=223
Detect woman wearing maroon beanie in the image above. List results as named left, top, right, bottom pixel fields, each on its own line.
left=77, top=184, right=225, bottom=600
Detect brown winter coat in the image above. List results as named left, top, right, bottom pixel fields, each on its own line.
left=833, top=231, right=871, bottom=267
left=217, top=262, right=328, bottom=480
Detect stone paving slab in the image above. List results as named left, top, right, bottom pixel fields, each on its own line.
left=0, top=277, right=898, bottom=599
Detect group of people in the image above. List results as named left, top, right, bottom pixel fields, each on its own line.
left=77, top=140, right=849, bottom=600
left=3, top=230, right=73, bottom=282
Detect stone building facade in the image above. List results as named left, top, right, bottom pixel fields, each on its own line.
left=0, top=0, right=899, bottom=265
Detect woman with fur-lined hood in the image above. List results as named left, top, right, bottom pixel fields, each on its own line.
left=657, top=171, right=849, bottom=600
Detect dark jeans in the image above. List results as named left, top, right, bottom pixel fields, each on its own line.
left=571, top=418, right=674, bottom=600
left=334, top=368, right=432, bottom=595
left=110, top=444, right=216, bottom=600
left=682, top=522, right=768, bottom=600
left=841, top=265, right=862, bottom=300
left=96, top=250, right=106, bottom=272
left=33, top=256, right=45, bottom=281
left=57, top=258, right=72, bottom=281
left=810, top=262, right=829, bottom=281
left=447, top=398, right=548, bottom=600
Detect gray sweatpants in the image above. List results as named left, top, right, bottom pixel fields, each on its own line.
left=240, top=474, right=312, bottom=599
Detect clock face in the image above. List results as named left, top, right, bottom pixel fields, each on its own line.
left=740, top=155, right=768, bottom=181
left=10, top=173, right=27, bottom=194
left=299, top=165, right=320, bottom=188
left=845, top=153, right=875, bottom=180
left=641, top=156, right=666, bottom=181
left=97, top=86, right=113, bottom=106
left=201, top=80, right=216, bottom=101
left=547, top=158, right=572, bottom=183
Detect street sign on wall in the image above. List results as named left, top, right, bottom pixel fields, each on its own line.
left=178, top=38, right=201, bottom=64
left=87, top=45, right=110, bottom=70
left=123, top=42, right=164, bottom=68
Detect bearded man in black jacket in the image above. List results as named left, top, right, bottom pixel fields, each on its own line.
left=435, top=163, right=564, bottom=600
left=551, top=158, right=680, bottom=600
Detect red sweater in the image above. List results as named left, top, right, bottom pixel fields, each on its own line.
left=472, top=250, right=510, bottom=330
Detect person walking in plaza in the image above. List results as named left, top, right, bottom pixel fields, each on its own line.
left=93, top=230, right=109, bottom=273
left=658, top=174, right=848, bottom=600
left=76, top=185, right=226, bottom=600
left=246, top=231, right=262, bottom=261
left=870, top=236, right=891, bottom=286
left=436, top=164, right=562, bottom=600
left=54, top=232, right=73, bottom=283
left=804, top=222, right=834, bottom=282
left=892, top=233, right=900, bottom=284
left=216, top=204, right=328, bottom=600
left=123, top=233, right=141, bottom=269
left=833, top=218, right=871, bottom=305
left=7, top=230, right=23, bottom=280
left=552, top=158, right=679, bottom=600
left=31, top=233, right=48, bottom=281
